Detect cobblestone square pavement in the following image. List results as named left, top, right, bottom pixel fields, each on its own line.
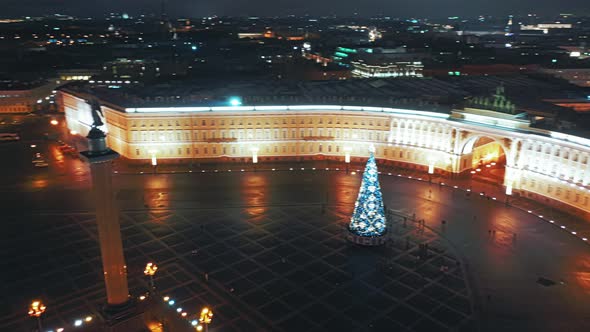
left=0, top=205, right=475, bottom=332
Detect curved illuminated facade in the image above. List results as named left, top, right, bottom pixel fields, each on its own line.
left=60, top=90, right=590, bottom=216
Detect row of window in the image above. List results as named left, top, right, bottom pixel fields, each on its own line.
left=127, top=117, right=450, bottom=130
left=134, top=144, right=434, bottom=162
left=524, top=142, right=589, bottom=164
left=522, top=176, right=589, bottom=206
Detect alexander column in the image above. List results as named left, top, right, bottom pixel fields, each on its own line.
left=80, top=100, right=143, bottom=331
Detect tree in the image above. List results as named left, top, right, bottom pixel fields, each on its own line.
left=348, top=150, right=387, bottom=237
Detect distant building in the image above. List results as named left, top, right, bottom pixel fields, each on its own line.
left=0, top=80, right=56, bottom=113
left=345, top=47, right=425, bottom=78
left=351, top=60, right=424, bottom=78
left=102, top=58, right=160, bottom=81
left=540, top=68, right=590, bottom=87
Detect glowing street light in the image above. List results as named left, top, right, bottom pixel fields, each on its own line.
left=50, top=119, right=58, bottom=126
left=70, top=130, right=78, bottom=135
left=250, top=147, right=259, bottom=164
left=199, top=307, right=213, bottom=332
left=344, top=146, right=352, bottom=163
left=149, top=149, right=158, bottom=171
left=28, top=300, right=46, bottom=332
left=144, top=262, right=158, bottom=289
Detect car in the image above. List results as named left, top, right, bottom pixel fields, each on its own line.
left=34, top=162, right=49, bottom=168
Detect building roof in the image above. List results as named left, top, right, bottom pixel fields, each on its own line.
left=59, top=75, right=588, bottom=122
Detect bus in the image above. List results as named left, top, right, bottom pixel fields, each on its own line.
left=0, top=133, right=20, bottom=142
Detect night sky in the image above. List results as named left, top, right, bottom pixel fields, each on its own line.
left=0, top=0, right=588, bottom=18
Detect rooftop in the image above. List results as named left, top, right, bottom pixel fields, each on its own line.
left=60, top=75, right=588, bottom=119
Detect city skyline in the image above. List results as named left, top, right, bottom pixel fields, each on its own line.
left=0, top=0, right=589, bottom=18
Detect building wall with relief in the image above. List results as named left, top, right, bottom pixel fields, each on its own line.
left=60, top=90, right=590, bottom=215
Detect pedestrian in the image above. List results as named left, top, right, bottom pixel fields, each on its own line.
left=281, top=257, right=286, bottom=264
left=488, top=229, right=492, bottom=236
left=205, top=272, right=209, bottom=282
left=513, top=233, right=517, bottom=241
left=492, top=229, right=496, bottom=236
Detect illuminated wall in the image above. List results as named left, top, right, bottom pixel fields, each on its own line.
left=60, top=91, right=590, bottom=215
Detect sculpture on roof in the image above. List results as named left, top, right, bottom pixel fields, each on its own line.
left=468, top=84, right=516, bottom=115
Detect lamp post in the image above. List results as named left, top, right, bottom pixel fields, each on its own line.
left=149, top=149, right=158, bottom=174
left=144, top=262, right=158, bottom=290
left=344, top=146, right=351, bottom=174
left=250, top=146, right=259, bottom=171
left=28, top=300, right=46, bottom=332
left=199, top=307, right=213, bottom=332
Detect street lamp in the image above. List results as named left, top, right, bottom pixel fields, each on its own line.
left=144, top=262, right=158, bottom=289
left=344, top=146, right=352, bottom=173
left=199, top=307, right=213, bottom=332
left=28, top=300, right=46, bottom=332
left=250, top=147, right=259, bottom=164
left=50, top=119, right=58, bottom=126
left=149, top=149, right=158, bottom=173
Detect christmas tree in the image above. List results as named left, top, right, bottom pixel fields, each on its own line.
left=348, top=148, right=387, bottom=238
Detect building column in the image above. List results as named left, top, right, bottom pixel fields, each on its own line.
left=90, top=160, right=130, bottom=306
left=81, top=128, right=130, bottom=308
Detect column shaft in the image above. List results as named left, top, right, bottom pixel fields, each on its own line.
left=90, top=161, right=129, bottom=306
